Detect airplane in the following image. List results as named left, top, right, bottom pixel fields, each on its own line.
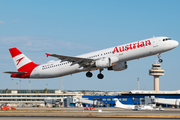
left=4, top=36, right=178, bottom=79
left=114, top=98, right=153, bottom=110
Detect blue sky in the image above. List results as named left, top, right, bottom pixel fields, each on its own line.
left=0, top=0, right=180, bottom=91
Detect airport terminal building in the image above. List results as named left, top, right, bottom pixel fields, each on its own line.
left=0, top=89, right=82, bottom=106
left=83, top=90, right=180, bottom=107
left=1, top=89, right=180, bottom=108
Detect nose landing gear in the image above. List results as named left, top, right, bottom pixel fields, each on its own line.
left=159, top=59, right=163, bottom=63
left=157, top=53, right=163, bottom=63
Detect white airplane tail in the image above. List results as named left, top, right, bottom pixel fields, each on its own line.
left=114, top=98, right=153, bottom=110
left=114, top=98, right=124, bottom=107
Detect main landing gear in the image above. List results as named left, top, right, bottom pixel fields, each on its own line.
left=86, top=69, right=104, bottom=79
left=86, top=71, right=92, bottom=78
left=97, top=69, right=104, bottom=79
left=157, top=53, right=163, bottom=63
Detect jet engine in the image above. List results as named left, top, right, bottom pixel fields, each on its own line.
left=108, top=62, right=127, bottom=71
left=95, top=56, right=119, bottom=68
left=95, top=57, right=111, bottom=68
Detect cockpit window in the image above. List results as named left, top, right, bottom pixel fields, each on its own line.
left=163, top=38, right=171, bottom=41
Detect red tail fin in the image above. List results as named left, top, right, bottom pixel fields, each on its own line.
left=9, top=47, right=38, bottom=72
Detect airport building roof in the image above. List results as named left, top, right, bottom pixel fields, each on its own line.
left=129, top=90, right=180, bottom=94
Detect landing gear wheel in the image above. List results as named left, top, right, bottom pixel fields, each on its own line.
left=157, top=53, right=163, bottom=63
left=159, top=59, right=163, bottom=63
left=97, top=73, right=104, bottom=79
left=86, top=72, right=92, bottom=78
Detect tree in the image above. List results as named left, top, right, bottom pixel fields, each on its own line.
left=44, top=88, right=48, bottom=93
left=81, top=90, right=86, bottom=95
left=5, top=88, right=9, bottom=93
left=36, top=91, right=40, bottom=93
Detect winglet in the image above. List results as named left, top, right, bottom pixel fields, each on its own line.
left=45, top=53, right=50, bottom=57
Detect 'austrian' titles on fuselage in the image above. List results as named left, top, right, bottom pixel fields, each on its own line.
left=113, top=40, right=151, bottom=54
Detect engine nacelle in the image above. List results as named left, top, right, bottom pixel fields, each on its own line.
left=108, top=62, right=127, bottom=71
left=95, top=57, right=112, bottom=68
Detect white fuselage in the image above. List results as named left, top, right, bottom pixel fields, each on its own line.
left=116, top=104, right=153, bottom=110
left=114, top=98, right=153, bottom=110
left=30, top=37, right=178, bottom=78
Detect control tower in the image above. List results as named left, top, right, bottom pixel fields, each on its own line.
left=149, top=64, right=164, bottom=91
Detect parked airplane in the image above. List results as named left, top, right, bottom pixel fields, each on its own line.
left=114, top=98, right=153, bottom=110
left=4, top=36, right=178, bottom=79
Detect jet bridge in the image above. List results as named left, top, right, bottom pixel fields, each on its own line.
left=152, top=98, right=180, bottom=108
left=75, top=97, right=103, bottom=107
left=140, top=96, right=180, bottom=108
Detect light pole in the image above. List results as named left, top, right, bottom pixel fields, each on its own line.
left=29, top=80, right=31, bottom=93
left=46, top=84, right=48, bottom=89
left=61, top=77, right=63, bottom=92
left=20, top=80, right=21, bottom=89
left=16, top=83, right=18, bottom=89
left=138, top=77, right=140, bottom=90
left=12, top=79, right=13, bottom=89
left=61, top=77, right=64, bottom=107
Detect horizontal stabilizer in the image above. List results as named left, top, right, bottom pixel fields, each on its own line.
left=4, top=71, right=27, bottom=75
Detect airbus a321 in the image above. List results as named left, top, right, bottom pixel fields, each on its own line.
left=4, top=36, right=178, bottom=79
left=114, top=98, right=153, bottom=110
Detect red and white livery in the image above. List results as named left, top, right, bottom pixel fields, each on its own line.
left=4, top=36, right=179, bottom=79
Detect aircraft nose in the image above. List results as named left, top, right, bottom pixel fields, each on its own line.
left=175, top=40, right=179, bottom=47
left=172, top=40, right=179, bottom=48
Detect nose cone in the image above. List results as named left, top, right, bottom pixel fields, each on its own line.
left=165, top=40, right=179, bottom=51
left=172, top=40, right=179, bottom=48
left=175, top=41, right=179, bottom=47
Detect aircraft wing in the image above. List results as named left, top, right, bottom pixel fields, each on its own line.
left=45, top=53, right=95, bottom=67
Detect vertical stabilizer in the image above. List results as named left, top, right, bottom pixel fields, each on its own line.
left=9, top=48, right=38, bottom=72
left=114, top=98, right=123, bottom=107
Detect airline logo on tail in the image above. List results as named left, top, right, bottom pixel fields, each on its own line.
left=16, top=57, right=25, bottom=66
left=6, top=48, right=39, bottom=78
